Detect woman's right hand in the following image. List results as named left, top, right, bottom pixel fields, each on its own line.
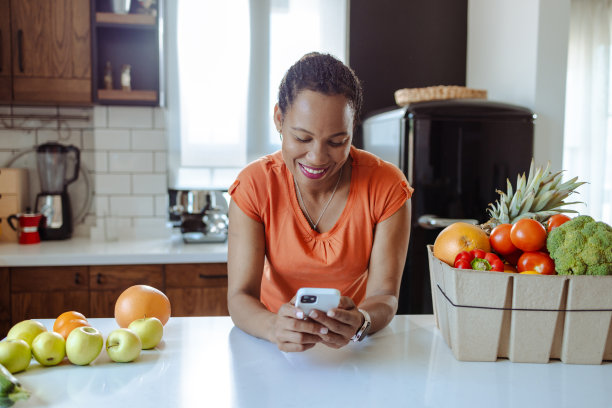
left=271, top=302, right=328, bottom=352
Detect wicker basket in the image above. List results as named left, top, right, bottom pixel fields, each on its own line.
left=394, top=85, right=487, bottom=106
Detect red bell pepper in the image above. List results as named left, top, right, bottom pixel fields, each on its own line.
left=454, top=249, right=505, bottom=272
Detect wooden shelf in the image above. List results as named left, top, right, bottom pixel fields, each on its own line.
left=96, top=12, right=155, bottom=26
left=97, top=89, right=157, bottom=102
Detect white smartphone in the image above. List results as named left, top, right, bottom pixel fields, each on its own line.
left=295, top=287, right=341, bottom=316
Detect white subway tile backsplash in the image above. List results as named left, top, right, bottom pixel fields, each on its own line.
left=81, top=151, right=108, bottom=172
left=132, top=174, right=167, bottom=194
left=94, top=196, right=110, bottom=216
left=82, top=130, right=94, bottom=150
left=93, top=106, right=108, bottom=128
left=0, top=129, right=36, bottom=149
left=154, top=194, right=169, bottom=217
left=0, top=106, right=11, bottom=115
left=110, top=196, right=154, bottom=216
left=154, top=108, right=166, bottom=129
left=12, top=106, right=58, bottom=116
left=132, top=129, right=166, bottom=150
left=154, top=152, right=167, bottom=173
left=37, top=129, right=82, bottom=147
left=95, top=174, right=131, bottom=194
left=109, top=152, right=153, bottom=173
left=108, top=107, right=153, bottom=129
left=58, top=107, right=91, bottom=117
left=132, top=216, right=167, bottom=227
left=93, top=129, right=131, bottom=150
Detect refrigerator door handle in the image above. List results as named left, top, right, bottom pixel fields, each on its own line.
left=417, top=214, right=478, bottom=229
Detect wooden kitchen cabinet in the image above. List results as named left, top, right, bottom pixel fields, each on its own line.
left=0, top=268, right=10, bottom=337
left=0, top=0, right=11, bottom=102
left=166, top=263, right=229, bottom=317
left=89, top=264, right=164, bottom=317
left=10, top=266, right=90, bottom=324
left=91, top=0, right=161, bottom=106
left=6, top=0, right=91, bottom=104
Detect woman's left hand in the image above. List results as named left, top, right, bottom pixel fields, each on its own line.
left=305, top=296, right=364, bottom=349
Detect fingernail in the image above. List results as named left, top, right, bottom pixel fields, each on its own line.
left=320, top=327, right=328, bottom=334
left=327, top=310, right=335, bottom=317
left=296, top=311, right=303, bottom=319
left=309, top=310, right=318, bottom=318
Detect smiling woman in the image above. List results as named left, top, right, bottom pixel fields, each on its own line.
left=165, top=0, right=348, bottom=190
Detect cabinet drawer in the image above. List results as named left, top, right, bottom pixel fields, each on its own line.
left=90, top=265, right=163, bottom=291
left=165, top=263, right=227, bottom=288
left=11, top=266, right=89, bottom=292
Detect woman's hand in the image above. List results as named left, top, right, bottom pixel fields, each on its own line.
left=306, top=296, right=364, bottom=349
left=271, top=302, right=330, bottom=352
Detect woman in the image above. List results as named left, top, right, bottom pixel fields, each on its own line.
left=228, top=52, right=413, bottom=352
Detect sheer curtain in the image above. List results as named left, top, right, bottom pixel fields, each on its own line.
left=564, top=0, right=612, bottom=223
left=165, top=0, right=348, bottom=189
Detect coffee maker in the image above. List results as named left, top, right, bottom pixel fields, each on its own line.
left=35, top=142, right=80, bottom=240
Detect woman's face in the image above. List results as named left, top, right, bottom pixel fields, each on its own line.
left=275, top=90, right=354, bottom=187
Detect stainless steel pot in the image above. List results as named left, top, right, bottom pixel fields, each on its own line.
left=168, top=189, right=229, bottom=243
left=170, top=189, right=228, bottom=215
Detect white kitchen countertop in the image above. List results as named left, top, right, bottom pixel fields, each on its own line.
left=11, top=315, right=612, bottom=408
left=0, top=235, right=228, bottom=266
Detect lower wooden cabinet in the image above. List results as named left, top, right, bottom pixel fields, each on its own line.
left=166, top=263, right=228, bottom=316
left=89, top=265, right=164, bottom=318
left=1, top=262, right=228, bottom=337
left=10, top=266, right=90, bottom=323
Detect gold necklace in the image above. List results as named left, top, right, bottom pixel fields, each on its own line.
left=294, top=166, right=343, bottom=232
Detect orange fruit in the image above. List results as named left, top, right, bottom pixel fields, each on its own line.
left=55, top=318, right=90, bottom=339
left=433, top=222, right=491, bottom=266
left=53, top=311, right=88, bottom=332
left=114, top=285, right=171, bottom=328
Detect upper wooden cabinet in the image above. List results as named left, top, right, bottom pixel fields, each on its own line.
left=3, top=0, right=91, bottom=105
left=0, top=0, right=11, bottom=102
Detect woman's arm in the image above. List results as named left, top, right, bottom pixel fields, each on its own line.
left=307, top=200, right=411, bottom=346
left=227, top=200, right=325, bottom=351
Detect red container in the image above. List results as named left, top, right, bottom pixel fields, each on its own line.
left=7, top=213, right=42, bottom=244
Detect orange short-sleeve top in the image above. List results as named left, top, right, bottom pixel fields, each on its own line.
left=229, top=146, right=413, bottom=313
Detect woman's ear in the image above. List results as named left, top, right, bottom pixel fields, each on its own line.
left=273, top=103, right=283, bottom=132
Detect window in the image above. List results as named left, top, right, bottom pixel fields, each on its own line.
left=166, top=0, right=348, bottom=189
left=564, top=0, right=612, bottom=223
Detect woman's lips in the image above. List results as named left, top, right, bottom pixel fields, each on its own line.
left=299, top=163, right=328, bottom=179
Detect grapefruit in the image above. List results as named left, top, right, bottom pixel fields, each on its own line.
left=114, top=285, right=171, bottom=328
left=433, top=222, right=491, bottom=266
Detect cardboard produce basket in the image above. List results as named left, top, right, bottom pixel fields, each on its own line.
left=427, top=245, right=612, bottom=364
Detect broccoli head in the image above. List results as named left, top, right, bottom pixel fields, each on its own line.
left=546, top=215, right=612, bottom=275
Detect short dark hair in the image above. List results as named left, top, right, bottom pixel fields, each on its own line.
left=277, top=52, right=363, bottom=128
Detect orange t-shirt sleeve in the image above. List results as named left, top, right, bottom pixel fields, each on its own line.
left=228, top=159, right=268, bottom=223
left=369, top=161, right=414, bottom=223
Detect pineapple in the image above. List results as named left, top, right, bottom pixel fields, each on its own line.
left=481, top=159, right=586, bottom=234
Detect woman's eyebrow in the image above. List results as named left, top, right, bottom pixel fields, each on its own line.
left=291, top=126, right=348, bottom=138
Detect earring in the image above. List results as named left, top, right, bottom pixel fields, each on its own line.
left=279, top=131, right=283, bottom=141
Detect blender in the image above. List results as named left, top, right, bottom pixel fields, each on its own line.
left=35, top=142, right=80, bottom=240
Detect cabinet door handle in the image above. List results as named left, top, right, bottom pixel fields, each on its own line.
left=97, top=273, right=102, bottom=285
left=17, top=29, right=24, bottom=73
left=74, top=272, right=81, bottom=285
left=198, top=273, right=226, bottom=280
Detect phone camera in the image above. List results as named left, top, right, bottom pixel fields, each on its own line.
left=300, top=295, right=317, bottom=304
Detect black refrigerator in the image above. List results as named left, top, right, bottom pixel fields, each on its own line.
left=362, top=99, right=535, bottom=314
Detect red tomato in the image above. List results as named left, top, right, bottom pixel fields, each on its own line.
left=547, top=214, right=571, bottom=232
left=517, top=251, right=556, bottom=275
left=504, top=250, right=522, bottom=266
left=510, top=219, right=547, bottom=252
left=489, top=224, right=517, bottom=255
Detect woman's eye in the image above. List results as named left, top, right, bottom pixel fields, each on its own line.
left=329, top=140, right=345, bottom=147
left=295, top=136, right=310, bottom=143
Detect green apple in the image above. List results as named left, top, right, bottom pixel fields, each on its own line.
left=32, top=331, right=66, bottom=366
left=128, top=317, right=164, bottom=349
left=0, top=339, right=31, bottom=373
left=106, top=328, right=142, bottom=363
left=7, top=319, right=47, bottom=347
left=66, top=326, right=103, bottom=366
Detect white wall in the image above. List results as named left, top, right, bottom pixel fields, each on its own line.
left=467, top=0, right=571, bottom=172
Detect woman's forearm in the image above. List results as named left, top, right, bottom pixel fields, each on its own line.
left=228, top=292, right=277, bottom=342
